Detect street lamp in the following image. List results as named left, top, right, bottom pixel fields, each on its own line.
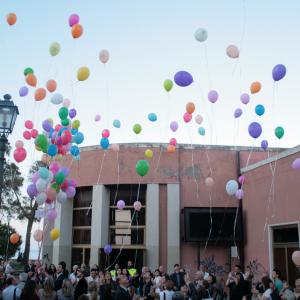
left=0, top=94, right=19, bottom=207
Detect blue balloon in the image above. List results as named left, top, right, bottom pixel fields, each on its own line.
left=113, top=119, right=121, bottom=128
left=248, top=122, right=262, bottom=139
left=70, top=145, right=80, bottom=157
left=48, top=128, right=55, bottom=138
left=174, top=71, right=193, bottom=87
left=100, top=137, right=110, bottom=150
left=71, top=128, right=78, bottom=135
left=58, top=127, right=68, bottom=137
left=198, top=127, right=206, bottom=136
left=47, top=144, right=58, bottom=157
left=261, top=140, right=268, bottom=151
left=148, top=113, right=157, bottom=122
left=255, top=104, right=265, bottom=116
left=74, top=132, right=84, bottom=144
left=272, top=64, right=286, bottom=81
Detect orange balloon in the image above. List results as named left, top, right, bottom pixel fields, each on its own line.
left=71, top=24, right=83, bottom=39
left=7, top=13, right=17, bottom=26
left=26, top=74, right=37, bottom=87
left=250, top=81, right=261, bottom=94
left=46, top=80, right=57, bottom=93
left=167, top=145, right=176, bottom=153
left=34, top=88, right=46, bottom=101
left=10, top=233, right=20, bottom=244
left=186, top=102, right=195, bottom=114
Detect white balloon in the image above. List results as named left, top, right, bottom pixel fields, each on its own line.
left=51, top=93, right=63, bottom=105
left=195, top=114, right=203, bottom=125
left=36, top=192, right=47, bottom=205
left=57, top=191, right=67, bottom=204
left=194, top=28, right=208, bottom=42
left=226, top=45, right=239, bottom=59
left=226, top=179, right=239, bottom=196
left=36, top=179, right=47, bottom=193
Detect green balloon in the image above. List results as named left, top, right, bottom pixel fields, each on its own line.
left=24, top=67, right=34, bottom=76
left=136, top=159, right=150, bottom=177
left=275, top=126, right=284, bottom=139
left=51, top=183, right=60, bottom=192
left=36, top=134, right=48, bottom=151
left=55, top=172, right=65, bottom=185
left=61, top=118, right=70, bottom=126
left=164, top=79, right=173, bottom=92
left=59, top=107, right=69, bottom=120
left=49, top=42, right=61, bottom=56
left=133, top=124, right=142, bottom=134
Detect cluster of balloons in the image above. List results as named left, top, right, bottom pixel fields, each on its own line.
left=100, top=129, right=110, bottom=150
left=69, top=14, right=83, bottom=39
left=225, top=179, right=244, bottom=200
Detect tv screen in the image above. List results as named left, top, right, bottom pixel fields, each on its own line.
left=183, top=207, right=243, bottom=243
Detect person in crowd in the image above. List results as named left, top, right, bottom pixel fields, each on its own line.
left=153, top=269, right=162, bottom=291
left=36, top=267, right=47, bottom=286
left=57, top=278, right=74, bottom=300
left=158, top=280, right=174, bottom=300
left=128, top=260, right=138, bottom=277
left=226, top=271, right=247, bottom=300
left=179, top=285, right=190, bottom=300
left=140, top=271, right=153, bottom=300
left=99, top=271, right=117, bottom=300
left=85, top=281, right=99, bottom=300
left=279, top=281, right=294, bottom=300
left=158, top=266, right=169, bottom=280
left=69, top=265, right=79, bottom=285
left=110, top=263, right=120, bottom=280
left=170, top=264, right=185, bottom=291
left=114, top=274, right=131, bottom=300
left=74, top=269, right=88, bottom=300
left=20, top=279, right=39, bottom=300
left=55, top=263, right=66, bottom=291
left=38, top=276, right=57, bottom=300
left=2, top=277, right=17, bottom=300
left=272, top=269, right=283, bottom=292
left=4, top=260, right=15, bottom=275
left=24, top=260, right=35, bottom=274
left=172, top=291, right=185, bottom=300
left=122, top=268, right=130, bottom=279
left=15, top=272, right=28, bottom=298
left=86, top=268, right=99, bottom=285
left=294, top=278, right=300, bottom=300
left=47, top=264, right=57, bottom=278
left=199, top=264, right=209, bottom=280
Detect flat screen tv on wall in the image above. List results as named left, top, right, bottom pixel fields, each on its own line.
left=183, top=207, right=243, bottom=244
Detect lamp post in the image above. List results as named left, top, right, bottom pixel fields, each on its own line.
left=0, top=94, right=19, bottom=208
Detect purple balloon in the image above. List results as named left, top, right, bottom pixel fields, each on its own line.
left=292, top=158, right=300, bottom=169
left=170, top=121, right=178, bottom=132
left=117, top=200, right=125, bottom=210
left=69, top=14, right=80, bottom=27
left=27, top=183, right=38, bottom=199
left=68, top=179, right=77, bottom=188
left=208, top=90, right=218, bottom=103
left=104, top=244, right=112, bottom=255
left=59, top=167, right=70, bottom=177
left=66, top=186, right=76, bottom=198
left=19, top=86, right=29, bottom=97
left=235, top=189, right=244, bottom=200
left=42, top=120, right=52, bottom=132
left=69, top=108, right=77, bottom=119
left=174, top=71, right=193, bottom=87
left=240, top=93, right=250, bottom=104
left=248, top=122, right=262, bottom=139
left=272, top=64, right=286, bottom=81
left=261, top=140, right=268, bottom=151
left=234, top=108, right=243, bottom=118
left=31, top=172, right=40, bottom=183
left=47, top=209, right=57, bottom=221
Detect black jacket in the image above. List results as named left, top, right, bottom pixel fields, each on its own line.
left=54, top=273, right=65, bottom=291
left=170, top=272, right=185, bottom=290
left=114, top=286, right=131, bottom=300
left=74, top=277, right=88, bottom=300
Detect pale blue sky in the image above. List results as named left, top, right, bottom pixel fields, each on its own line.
left=1, top=0, right=300, bottom=257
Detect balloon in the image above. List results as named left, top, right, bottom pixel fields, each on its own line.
left=19, top=86, right=29, bottom=97
left=205, top=177, right=214, bottom=188
left=226, top=45, right=239, bottom=58
left=15, top=140, right=24, bottom=148
left=31, top=172, right=39, bottom=184
left=33, top=229, right=43, bottom=242
left=113, top=119, right=121, bottom=128
left=36, top=134, right=48, bottom=151
left=36, top=192, right=47, bottom=205
left=95, top=114, right=101, bottom=122
left=26, top=74, right=37, bottom=87
left=70, top=145, right=80, bottom=156
left=272, top=64, right=287, bottom=81
left=234, top=108, right=243, bottom=118
left=255, top=104, right=265, bottom=116
left=248, top=122, right=262, bottom=139
left=170, top=121, right=178, bottom=132
left=24, top=67, right=34, bottom=76
left=23, top=131, right=31, bottom=140
left=148, top=113, right=157, bottom=122
left=198, top=127, right=205, bottom=136
left=63, top=98, right=71, bottom=107
left=102, top=129, right=110, bottom=138
left=235, top=189, right=244, bottom=200
left=99, top=49, right=110, bottom=64
left=59, top=107, right=69, bottom=120
left=13, top=147, right=27, bottom=163
left=46, top=80, right=57, bottom=92
left=34, top=88, right=46, bottom=101
left=250, top=81, right=261, bottom=94
left=66, top=186, right=76, bottom=198
left=104, top=244, right=112, bottom=255
left=77, top=67, right=90, bottom=81
left=25, top=120, right=34, bottom=130
left=275, top=126, right=284, bottom=139
left=49, top=162, right=60, bottom=174
left=183, top=112, right=192, bottom=123
left=194, top=28, right=208, bottom=42
left=42, top=120, right=52, bottom=132
left=55, top=172, right=65, bottom=185
left=167, top=145, right=176, bottom=153
left=7, top=13, right=17, bottom=26
left=74, top=132, right=84, bottom=144
left=195, top=115, right=203, bottom=125
left=117, top=200, right=125, bottom=210
left=31, top=129, right=38, bottom=139
left=133, top=201, right=142, bottom=212
left=169, top=138, right=177, bottom=146
left=10, top=233, right=19, bottom=244
left=163, top=79, right=173, bottom=92
left=133, top=124, right=142, bottom=134
left=36, top=179, right=47, bottom=193
left=27, top=184, right=38, bottom=199
left=174, top=71, right=193, bottom=87
left=186, top=102, right=195, bottom=114
left=291, top=250, right=300, bottom=266
left=238, top=175, right=246, bottom=185
left=111, top=144, right=120, bottom=152
left=240, top=93, right=250, bottom=104
left=47, top=209, right=57, bottom=221
left=57, top=191, right=67, bottom=204
left=50, top=228, right=60, bottom=240
left=145, top=149, right=153, bottom=159
left=69, top=108, right=77, bottom=119
left=292, top=158, right=300, bottom=169
left=39, top=167, right=49, bottom=180
left=49, top=42, right=61, bottom=56
left=72, top=24, right=83, bottom=38
left=72, top=120, right=80, bottom=129
left=226, top=180, right=239, bottom=196
left=100, top=138, right=110, bottom=150
left=69, top=14, right=80, bottom=27
left=51, top=93, right=63, bottom=105
left=261, top=140, right=268, bottom=151
left=208, top=90, right=219, bottom=103
left=136, top=160, right=149, bottom=177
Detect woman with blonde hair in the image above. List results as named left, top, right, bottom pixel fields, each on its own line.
left=38, top=276, right=57, bottom=300
left=57, top=278, right=74, bottom=299
left=86, top=281, right=100, bottom=300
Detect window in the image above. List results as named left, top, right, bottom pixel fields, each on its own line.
left=73, top=229, right=91, bottom=244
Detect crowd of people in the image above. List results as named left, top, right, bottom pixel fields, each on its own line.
left=0, top=259, right=299, bottom=300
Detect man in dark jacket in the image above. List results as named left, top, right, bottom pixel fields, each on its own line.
left=115, top=275, right=131, bottom=300
left=170, top=264, right=185, bottom=291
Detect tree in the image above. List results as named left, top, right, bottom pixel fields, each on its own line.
left=0, top=222, right=22, bottom=259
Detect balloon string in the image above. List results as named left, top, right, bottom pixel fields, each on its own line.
left=152, top=145, right=163, bottom=183
left=233, top=205, right=240, bottom=259
left=202, top=190, right=213, bottom=257
left=112, top=150, right=120, bottom=207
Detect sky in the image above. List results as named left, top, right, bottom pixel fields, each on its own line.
left=1, top=0, right=300, bottom=258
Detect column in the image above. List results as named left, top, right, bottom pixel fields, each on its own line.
left=167, top=183, right=180, bottom=272
left=90, top=185, right=110, bottom=266
left=146, top=184, right=159, bottom=270
left=42, top=220, right=54, bottom=266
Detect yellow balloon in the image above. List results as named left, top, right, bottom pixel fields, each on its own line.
left=50, top=228, right=60, bottom=240
left=145, top=149, right=153, bottom=159
left=72, top=120, right=80, bottom=129
left=77, top=66, right=90, bottom=81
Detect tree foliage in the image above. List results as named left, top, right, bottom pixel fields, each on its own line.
left=0, top=222, right=22, bottom=259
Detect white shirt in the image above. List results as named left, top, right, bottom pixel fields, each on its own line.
left=204, top=272, right=209, bottom=280
left=2, top=285, right=17, bottom=300
left=159, top=290, right=174, bottom=300
left=263, top=288, right=272, bottom=299
left=69, top=272, right=77, bottom=284
left=86, top=275, right=100, bottom=285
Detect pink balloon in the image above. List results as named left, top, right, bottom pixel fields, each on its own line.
left=102, top=129, right=110, bottom=138
left=49, top=162, right=60, bottom=175
left=111, top=144, right=120, bottom=152
left=15, top=140, right=24, bottom=149
left=183, top=112, right=192, bottom=123
left=117, top=200, right=125, bottom=210
left=46, top=187, right=57, bottom=201
left=195, top=114, right=203, bottom=125
left=63, top=98, right=71, bottom=108
left=208, top=90, right=218, bottom=103
left=240, top=93, right=250, bottom=105
left=226, top=45, right=239, bottom=59
left=169, top=138, right=177, bottom=146
left=23, top=130, right=31, bottom=140
left=69, top=14, right=80, bottom=27
left=99, top=49, right=110, bottom=64
left=133, top=201, right=142, bottom=211
left=95, top=114, right=101, bottom=122
left=292, top=250, right=300, bottom=266
left=47, top=209, right=57, bottom=221
left=31, top=129, right=38, bottom=139
left=205, top=177, right=214, bottom=187
left=13, top=147, right=27, bottom=163
left=170, top=121, right=178, bottom=132
left=235, top=189, right=244, bottom=200
left=25, top=120, right=34, bottom=130
left=292, top=158, right=300, bottom=169
left=33, top=229, right=43, bottom=242
left=238, top=175, right=246, bottom=184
